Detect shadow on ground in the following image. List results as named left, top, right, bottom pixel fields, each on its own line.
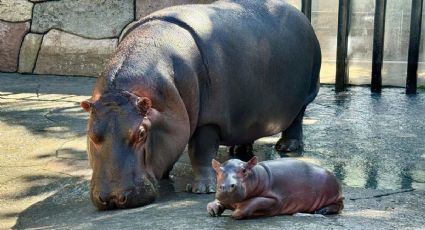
left=1, top=73, right=425, bottom=229
left=12, top=176, right=425, bottom=229
left=0, top=73, right=95, bottom=138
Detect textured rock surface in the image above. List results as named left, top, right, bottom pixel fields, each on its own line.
left=34, top=30, right=117, bottom=76
left=0, top=21, right=30, bottom=72
left=32, top=0, right=134, bottom=39
left=0, top=0, right=33, bottom=22
left=18, top=33, right=43, bottom=73
left=136, top=0, right=215, bottom=19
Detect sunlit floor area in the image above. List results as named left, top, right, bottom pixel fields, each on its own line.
left=0, top=73, right=424, bottom=229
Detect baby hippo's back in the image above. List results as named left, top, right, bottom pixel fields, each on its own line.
left=261, top=159, right=343, bottom=215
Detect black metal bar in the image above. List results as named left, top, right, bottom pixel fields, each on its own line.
left=406, top=0, right=423, bottom=94
left=336, top=0, right=350, bottom=92
left=371, top=0, right=387, bottom=93
left=301, top=0, right=312, bottom=21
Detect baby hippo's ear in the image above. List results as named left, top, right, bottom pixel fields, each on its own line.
left=80, top=99, right=92, bottom=112
left=246, top=156, right=258, bottom=170
left=212, top=159, right=221, bottom=173
left=137, top=97, right=152, bottom=115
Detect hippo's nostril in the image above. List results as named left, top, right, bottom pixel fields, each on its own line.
left=98, top=195, right=107, bottom=206
left=230, top=184, right=236, bottom=192
left=117, top=194, right=127, bottom=206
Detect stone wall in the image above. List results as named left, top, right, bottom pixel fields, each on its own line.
left=0, top=0, right=214, bottom=77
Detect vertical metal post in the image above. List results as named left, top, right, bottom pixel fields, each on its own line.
left=336, top=0, right=350, bottom=92
left=371, top=0, right=387, bottom=93
left=302, top=0, right=312, bottom=21
left=406, top=0, right=423, bottom=94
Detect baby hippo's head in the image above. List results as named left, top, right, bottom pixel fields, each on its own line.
left=212, top=156, right=258, bottom=203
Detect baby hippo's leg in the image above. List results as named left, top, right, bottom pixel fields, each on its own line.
left=207, top=199, right=226, bottom=217
left=314, top=200, right=344, bottom=215
left=232, top=197, right=278, bottom=219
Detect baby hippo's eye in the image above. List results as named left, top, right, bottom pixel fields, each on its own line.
left=241, top=168, right=247, bottom=174
left=137, top=126, right=147, bottom=143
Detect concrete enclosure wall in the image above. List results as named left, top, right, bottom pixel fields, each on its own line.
left=1, top=0, right=425, bottom=87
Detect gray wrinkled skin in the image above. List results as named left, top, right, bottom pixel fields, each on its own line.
left=82, top=0, right=321, bottom=209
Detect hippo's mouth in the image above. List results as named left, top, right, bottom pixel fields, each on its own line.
left=90, top=177, right=158, bottom=210
left=216, top=188, right=246, bottom=204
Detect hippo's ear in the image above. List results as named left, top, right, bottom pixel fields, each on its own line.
left=80, top=100, right=92, bottom=112
left=246, top=156, right=258, bottom=170
left=137, top=97, right=152, bottom=115
left=212, top=159, right=221, bottom=173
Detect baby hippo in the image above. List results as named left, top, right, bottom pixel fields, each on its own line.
left=207, top=157, right=343, bottom=219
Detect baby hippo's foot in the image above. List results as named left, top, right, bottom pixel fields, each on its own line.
left=314, top=201, right=344, bottom=215
left=186, top=167, right=216, bottom=193
left=207, top=200, right=224, bottom=217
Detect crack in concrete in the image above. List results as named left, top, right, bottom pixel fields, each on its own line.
left=409, top=178, right=425, bottom=183
left=0, top=165, right=44, bottom=168
left=349, top=188, right=415, bottom=201
left=55, top=136, right=83, bottom=159
left=41, top=167, right=75, bottom=178
left=0, top=95, right=37, bottom=101
left=36, top=83, right=40, bottom=97
left=0, top=95, right=82, bottom=103
left=43, top=109, right=57, bottom=124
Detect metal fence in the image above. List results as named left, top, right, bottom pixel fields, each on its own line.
left=301, top=0, right=423, bottom=94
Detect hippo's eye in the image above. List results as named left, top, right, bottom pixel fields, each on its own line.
left=241, top=169, right=247, bottom=174
left=137, top=126, right=147, bottom=143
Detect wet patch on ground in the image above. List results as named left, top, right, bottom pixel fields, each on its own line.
left=1, top=73, right=424, bottom=229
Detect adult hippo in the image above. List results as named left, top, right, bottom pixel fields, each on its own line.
left=81, top=0, right=321, bottom=210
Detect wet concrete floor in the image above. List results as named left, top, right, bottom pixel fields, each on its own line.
left=0, top=73, right=424, bottom=229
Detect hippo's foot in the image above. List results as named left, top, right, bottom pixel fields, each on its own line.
left=186, top=167, right=216, bottom=193
left=275, top=106, right=305, bottom=157
left=207, top=200, right=225, bottom=217
left=274, top=138, right=303, bottom=157
left=314, top=201, right=344, bottom=215
left=228, top=143, right=255, bottom=162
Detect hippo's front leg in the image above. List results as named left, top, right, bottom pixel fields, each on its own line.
left=232, top=197, right=278, bottom=219
left=207, top=199, right=226, bottom=217
left=186, top=125, right=220, bottom=193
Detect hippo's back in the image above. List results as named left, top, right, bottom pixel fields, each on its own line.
left=136, top=0, right=321, bottom=144
left=261, top=159, right=343, bottom=214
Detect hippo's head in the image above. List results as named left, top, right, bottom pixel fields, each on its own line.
left=81, top=89, right=190, bottom=210
left=212, top=157, right=258, bottom=204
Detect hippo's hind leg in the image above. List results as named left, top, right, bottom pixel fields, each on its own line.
left=232, top=197, right=278, bottom=219
left=228, top=143, right=254, bottom=162
left=187, top=125, right=220, bottom=193
left=314, top=200, right=344, bottom=215
left=275, top=106, right=306, bottom=156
